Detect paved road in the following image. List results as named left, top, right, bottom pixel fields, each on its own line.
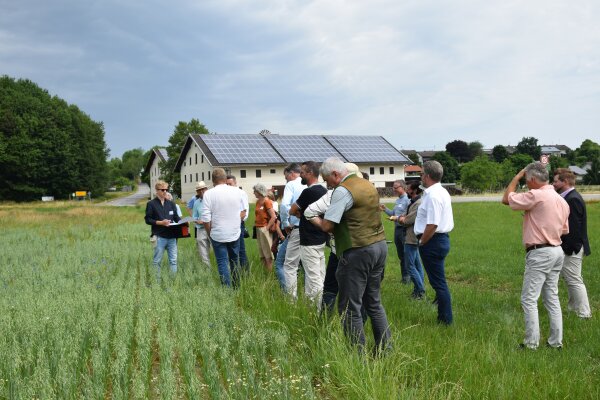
left=102, top=183, right=150, bottom=206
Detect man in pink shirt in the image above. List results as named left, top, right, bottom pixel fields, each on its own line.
left=502, top=162, right=569, bottom=349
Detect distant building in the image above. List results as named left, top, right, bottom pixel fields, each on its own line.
left=174, top=132, right=412, bottom=202
left=404, top=165, right=422, bottom=181
left=144, top=148, right=168, bottom=198
left=569, top=165, right=588, bottom=182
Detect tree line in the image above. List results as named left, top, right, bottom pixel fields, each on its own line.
left=427, top=137, right=600, bottom=192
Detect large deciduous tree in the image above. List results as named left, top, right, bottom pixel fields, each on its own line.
left=516, top=136, right=541, bottom=160
left=162, top=119, right=209, bottom=196
left=460, top=156, right=502, bottom=192
left=0, top=76, right=109, bottom=201
left=445, top=140, right=471, bottom=163
left=468, top=141, right=484, bottom=160
left=492, top=145, right=510, bottom=163
left=432, top=151, right=460, bottom=183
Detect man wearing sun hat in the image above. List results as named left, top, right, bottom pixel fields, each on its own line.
left=192, top=181, right=210, bottom=265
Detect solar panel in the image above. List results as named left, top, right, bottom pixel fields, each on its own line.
left=200, top=134, right=284, bottom=164
left=264, top=135, right=345, bottom=163
left=324, top=135, right=411, bottom=163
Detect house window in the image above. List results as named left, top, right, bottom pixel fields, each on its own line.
left=195, top=154, right=198, bottom=164
left=270, top=169, right=276, bottom=174
left=370, top=167, right=375, bottom=175
left=202, top=155, right=204, bottom=163
left=208, top=171, right=211, bottom=180
left=389, top=167, right=394, bottom=174
left=379, top=167, right=384, bottom=175
left=190, top=174, right=192, bottom=182
left=189, top=157, right=192, bottom=165
left=202, top=172, right=205, bottom=181
left=195, top=173, right=198, bottom=181
left=256, top=169, right=262, bottom=178
left=241, top=170, right=247, bottom=178
left=184, top=175, right=187, bottom=183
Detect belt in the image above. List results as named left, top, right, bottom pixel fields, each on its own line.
left=526, top=243, right=558, bottom=253
left=415, top=232, right=448, bottom=240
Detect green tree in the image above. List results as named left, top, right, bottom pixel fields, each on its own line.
left=432, top=152, right=460, bottom=183
left=516, top=136, right=541, bottom=160
left=492, top=145, right=509, bottom=163
left=548, top=155, right=569, bottom=172
left=509, top=153, right=534, bottom=172
left=162, top=119, right=210, bottom=195
left=583, top=157, right=600, bottom=184
left=0, top=76, right=108, bottom=200
left=445, top=140, right=471, bottom=163
left=460, top=156, right=503, bottom=192
left=575, top=139, right=600, bottom=161
left=120, top=147, right=146, bottom=181
left=468, top=141, right=484, bottom=160
left=499, top=159, right=517, bottom=186
left=406, top=152, right=421, bottom=166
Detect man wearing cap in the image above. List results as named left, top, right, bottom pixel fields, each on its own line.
left=380, top=180, right=411, bottom=284
left=192, top=181, right=210, bottom=265
left=503, top=162, right=570, bottom=349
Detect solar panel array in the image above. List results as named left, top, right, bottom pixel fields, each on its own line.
left=324, top=135, right=411, bottom=163
left=264, top=135, right=343, bottom=162
left=201, top=134, right=284, bottom=164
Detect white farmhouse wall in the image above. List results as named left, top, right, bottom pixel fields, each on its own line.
left=180, top=143, right=213, bottom=204
left=149, top=157, right=163, bottom=199
left=360, top=164, right=406, bottom=187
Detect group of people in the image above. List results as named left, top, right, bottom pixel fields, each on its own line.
left=144, top=157, right=591, bottom=353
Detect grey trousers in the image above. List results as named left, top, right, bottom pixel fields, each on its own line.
left=521, top=246, right=564, bottom=348
left=561, top=249, right=591, bottom=318
left=336, top=240, right=391, bottom=352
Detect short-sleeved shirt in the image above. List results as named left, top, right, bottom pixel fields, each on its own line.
left=508, top=184, right=569, bottom=247
left=192, top=197, right=205, bottom=230
left=201, top=184, right=244, bottom=243
left=383, top=194, right=410, bottom=228
left=255, top=198, right=274, bottom=227
left=295, top=183, right=328, bottom=246
left=414, top=182, right=454, bottom=235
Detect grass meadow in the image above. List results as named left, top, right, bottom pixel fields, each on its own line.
left=1, top=200, right=599, bottom=399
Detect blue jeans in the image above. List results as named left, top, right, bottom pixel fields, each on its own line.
left=211, top=238, right=240, bottom=288
left=394, top=226, right=408, bottom=279
left=419, top=233, right=452, bottom=324
left=239, top=222, right=249, bottom=270
left=404, top=244, right=425, bottom=295
left=153, top=237, right=177, bottom=280
left=274, top=236, right=288, bottom=290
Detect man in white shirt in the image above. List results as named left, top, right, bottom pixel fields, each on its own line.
left=201, top=168, right=245, bottom=287
left=279, top=163, right=307, bottom=296
left=226, top=175, right=250, bottom=270
left=414, top=160, right=455, bottom=325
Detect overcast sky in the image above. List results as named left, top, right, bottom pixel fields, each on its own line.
left=2, top=0, right=599, bottom=158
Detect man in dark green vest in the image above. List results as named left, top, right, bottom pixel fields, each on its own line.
left=310, top=157, right=391, bottom=354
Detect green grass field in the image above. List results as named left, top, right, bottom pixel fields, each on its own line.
left=1, top=200, right=599, bottom=399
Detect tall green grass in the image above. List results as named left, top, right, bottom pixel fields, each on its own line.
left=0, top=201, right=599, bottom=399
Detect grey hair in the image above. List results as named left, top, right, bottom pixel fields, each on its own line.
left=253, top=183, right=268, bottom=197
left=393, top=179, right=407, bottom=189
left=524, top=162, right=549, bottom=183
left=423, top=160, right=444, bottom=182
left=321, top=157, right=348, bottom=177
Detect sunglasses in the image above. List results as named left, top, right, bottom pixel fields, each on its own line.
left=158, top=188, right=169, bottom=192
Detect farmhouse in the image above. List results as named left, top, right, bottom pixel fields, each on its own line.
left=173, top=132, right=412, bottom=202
left=144, top=148, right=168, bottom=197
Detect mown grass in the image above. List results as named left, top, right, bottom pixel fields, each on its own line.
left=1, top=200, right=599, bottom=399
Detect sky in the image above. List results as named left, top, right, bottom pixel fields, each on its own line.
left=2, top=0, right=599, bottom=159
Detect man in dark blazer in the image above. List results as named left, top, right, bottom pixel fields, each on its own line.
left=553, top=168, right=591, bottom=319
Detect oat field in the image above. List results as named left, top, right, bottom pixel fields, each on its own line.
left=1, top=201, right=599, bottom=399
